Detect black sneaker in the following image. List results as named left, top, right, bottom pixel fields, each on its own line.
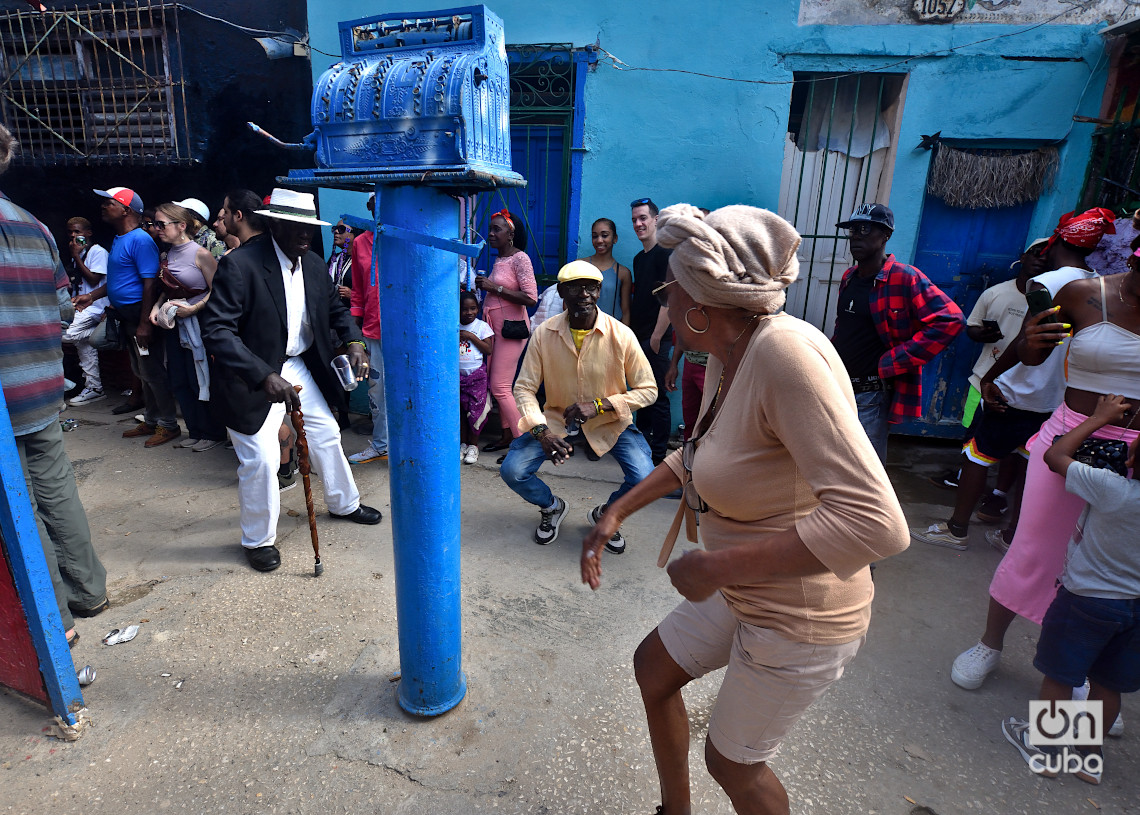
left=535, top=496, right=568, bottom=545
left=278, top=461, right=298, bottom=492
left=587, top=505, right=626, bottom=555
left=929, top=468, right=960, bottom=489
left=976, top=493, right=1008, bottom=523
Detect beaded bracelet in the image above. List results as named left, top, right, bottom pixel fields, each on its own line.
left=594, top=398, right=605, bottom=415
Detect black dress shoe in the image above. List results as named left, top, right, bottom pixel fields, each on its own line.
left=482, top=440, right=511, bottom=452
left=111, top=401, right=141, bottom=415
left=245, top=545, right=281, bottom=572
left=329, top=504, right=382, bottom=525
left=69, top=597, right=110, bottom=618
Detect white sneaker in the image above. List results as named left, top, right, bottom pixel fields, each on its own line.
left=986, top=528, right=1011, bottom=554
left=463, top=445, right=479, bottom=465
left=912, top=522, right=968, bottom=551
left=460, top=443, right=470, bottom=461
left=69, top=387, right=105, bottom=405
left=951, top=641, right=1001, bottom=689
left=1072, top=680, right=1091, bottom=701
left=1110, top=714, right=1124, bottom=737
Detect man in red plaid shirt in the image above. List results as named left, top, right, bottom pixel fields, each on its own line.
left=832, top=203, right=964, bottom=461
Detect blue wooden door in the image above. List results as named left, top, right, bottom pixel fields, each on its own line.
left=473, top=124, right=568, bottom=285
left=893, top=195, right=1036, bottom=438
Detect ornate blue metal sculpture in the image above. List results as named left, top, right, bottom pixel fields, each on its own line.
left=309, top=6, right=514, bottom=179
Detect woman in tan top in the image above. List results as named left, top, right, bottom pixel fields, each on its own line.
left=581, top=204, right=908, bottom=815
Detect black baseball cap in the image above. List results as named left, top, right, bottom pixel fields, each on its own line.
left=837, top=203, right=894, bottom=231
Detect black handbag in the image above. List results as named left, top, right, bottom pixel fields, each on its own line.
left=1053, top=436, right=1130, bottom=477
left=500, top=319, right=530, bottom=340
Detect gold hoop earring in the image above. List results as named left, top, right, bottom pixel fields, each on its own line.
left=685, top=307, right=710, bottom=334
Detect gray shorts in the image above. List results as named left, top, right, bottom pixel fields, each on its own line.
left=658, top=591, right=864, bottom=764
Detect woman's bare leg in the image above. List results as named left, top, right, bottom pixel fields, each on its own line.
left=705, top=740, right=789, bottom=815
left=635, top=629, right=695, bottom=815
left=981, top=595, right=1018, bottom=650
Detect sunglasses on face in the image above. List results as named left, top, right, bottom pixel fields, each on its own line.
left=562, top=282, right=601, bottom=296
left=332, top=225, right=349, bottom=235
left=652, top=278, right=678, bottom=307
left=846, top=223, right=878, bottom=237
left=142, top=221, right=154, bottom=229
left=153, top=219, right=180, bottom=229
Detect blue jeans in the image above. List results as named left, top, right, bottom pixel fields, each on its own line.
left=500, top=424, right=654, bottom=508
left=364, top=336, right=388, bottom=453
left=855, top=390, right=890, bottom=463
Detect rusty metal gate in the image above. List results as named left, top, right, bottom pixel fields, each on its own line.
left=778, top=72, right=908, bottom=331
left=0, top=2, right=189, bottom=165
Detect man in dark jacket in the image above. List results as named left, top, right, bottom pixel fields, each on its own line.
left=200, top=189, right=381, bottom=572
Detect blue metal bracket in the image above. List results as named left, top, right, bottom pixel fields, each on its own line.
left=340, top=214, right=485, bottom=259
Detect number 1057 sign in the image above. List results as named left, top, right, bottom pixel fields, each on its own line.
left=911, top=0, right=965, bottom=22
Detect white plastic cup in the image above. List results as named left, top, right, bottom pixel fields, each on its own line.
left=331, top=354, right=357, bottom=391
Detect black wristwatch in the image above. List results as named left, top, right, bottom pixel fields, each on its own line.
left=530, top=423, right=549, bottom=438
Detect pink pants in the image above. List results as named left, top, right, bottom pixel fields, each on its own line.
left=486, top=311, right=527, bottom=436
left=990, top=403, right=1139, bottom=624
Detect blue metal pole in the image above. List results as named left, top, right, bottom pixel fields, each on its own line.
left=0, top=388, right=84, bottom=723
left=378, top=184, right=466, bottom=716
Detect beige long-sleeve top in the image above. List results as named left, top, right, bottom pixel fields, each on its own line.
left=664, top=312, right=908, bottom=645
left=514, top=311, right=657, bottom=456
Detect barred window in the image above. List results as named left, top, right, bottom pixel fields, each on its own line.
left=0, top=2, right=189, bottom=165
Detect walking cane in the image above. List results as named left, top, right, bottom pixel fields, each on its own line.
left=290, top=386, right=323, bottom=576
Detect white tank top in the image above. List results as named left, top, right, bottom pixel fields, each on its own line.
left=1065, top=275, right=1140, bottom=400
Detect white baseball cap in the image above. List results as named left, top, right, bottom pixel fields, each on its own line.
left=175, top=197, right=210, bottom=223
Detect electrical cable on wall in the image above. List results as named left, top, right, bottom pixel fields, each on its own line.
left=595, top=1, right=1106, bottom=87
left=175, top=3, right=340, bottom=58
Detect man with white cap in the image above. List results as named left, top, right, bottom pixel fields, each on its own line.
left=501, top=260, right=657, bottom=551
left=75, top=185, right=181, bottom=447
left=200, top=188, right=381, bottom=573
left=175, top=197, right=226, bottom=259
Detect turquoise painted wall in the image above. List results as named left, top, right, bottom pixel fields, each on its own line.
left=304, top=2, right=1110, bottom=270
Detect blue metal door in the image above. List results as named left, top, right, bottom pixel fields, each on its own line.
left=894, top=195, right=1036, bottom=437
left=473, top=124, right=567, bottom=283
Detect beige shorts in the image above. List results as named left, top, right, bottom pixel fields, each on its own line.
left=657, top=591, right=864, bottom=765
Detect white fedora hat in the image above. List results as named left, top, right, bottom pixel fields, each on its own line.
left=256, top=188, right=330, bottom=226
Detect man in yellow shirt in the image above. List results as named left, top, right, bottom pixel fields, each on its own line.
left=502, top=260, right=658, bottom=551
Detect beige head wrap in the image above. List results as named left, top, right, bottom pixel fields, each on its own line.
left=656, top=204, right=801, bottom=314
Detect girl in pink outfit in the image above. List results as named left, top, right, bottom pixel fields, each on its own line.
left=476, top=210, right=537, bottom=451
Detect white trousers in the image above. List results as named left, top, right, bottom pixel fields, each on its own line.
left=62, top=310, right=102, bottom=391
left=228, top=356, right=360, bottom=549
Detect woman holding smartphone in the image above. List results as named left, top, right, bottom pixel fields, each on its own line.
left=950, top=209, right=1138, bottom=712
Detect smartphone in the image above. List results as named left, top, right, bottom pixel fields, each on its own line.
left=134, top=336, right=150, bottom=357
left=1025, top=287, right=1054, bottom=316
left=981, top=319, right=1000, bottom=333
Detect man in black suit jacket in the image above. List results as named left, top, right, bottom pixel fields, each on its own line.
left=200, top=188, right=381, bottom=572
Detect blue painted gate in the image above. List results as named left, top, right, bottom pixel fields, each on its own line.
left=894, top=195, right=1036, bottom=437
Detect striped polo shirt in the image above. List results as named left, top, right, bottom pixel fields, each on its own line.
left=0, top=191, right=69, bottom=435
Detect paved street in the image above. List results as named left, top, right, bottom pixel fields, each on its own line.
left=1, top=403, right=1137, bottom=814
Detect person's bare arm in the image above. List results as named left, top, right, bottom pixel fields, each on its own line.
left=619, top=264, right=633, bottom=326
left=649, top=306, right=670, bottom=354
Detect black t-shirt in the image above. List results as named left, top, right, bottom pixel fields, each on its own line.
left=631, top=243, right=673, bottom=344
left=832, top=273, right=887, bottom=378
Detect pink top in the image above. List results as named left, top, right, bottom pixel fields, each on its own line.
left=482, top=252, right=537, bottom=329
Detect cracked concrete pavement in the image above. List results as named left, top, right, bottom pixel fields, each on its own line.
left=1, top=403, right=1137, bottom=814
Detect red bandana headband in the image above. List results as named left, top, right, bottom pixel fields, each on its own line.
left=494, top=209, right=513, bottom=229
left=1044, top=207, right=1116, bottom=253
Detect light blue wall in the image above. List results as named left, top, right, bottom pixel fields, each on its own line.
left=304, top=2, right=1110, bottom=269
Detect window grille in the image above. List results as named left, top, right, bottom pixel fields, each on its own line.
left=0, top=2, right=189, bottom=165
